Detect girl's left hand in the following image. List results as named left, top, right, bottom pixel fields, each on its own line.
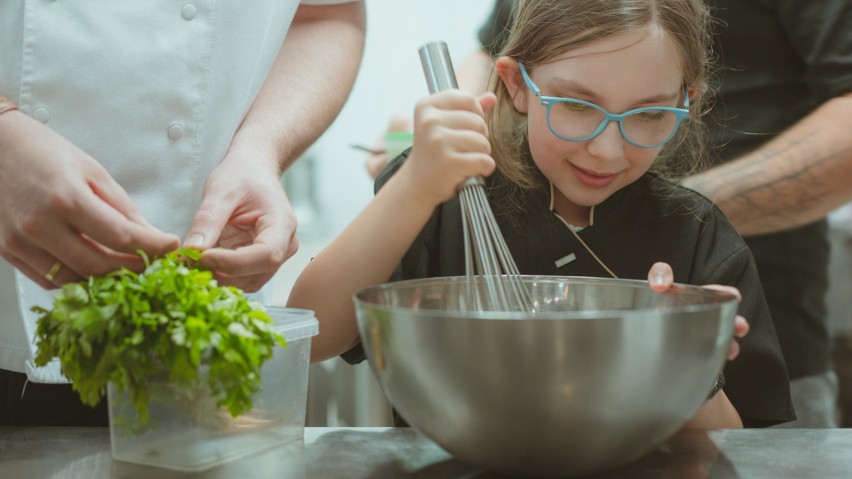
left=647, top=262, right=749, bottom=361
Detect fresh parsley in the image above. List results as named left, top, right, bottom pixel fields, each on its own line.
left=33, top=248, right=286, bottom=427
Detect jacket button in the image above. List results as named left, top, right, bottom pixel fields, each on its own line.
left=181, top=4, right=197, bottom=20
left=168, top=124, right=184, bottom=140
left=33, top=107, right=50, bottom=123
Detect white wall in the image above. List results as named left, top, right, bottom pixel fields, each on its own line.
left=305, top=0, right=494, bottom=238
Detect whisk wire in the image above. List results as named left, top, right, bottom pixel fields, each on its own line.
left=459, top=181, right=534, bottom=312
left=460, top=198, right=484, bottom=311
left=421, top=41, right=534, bottom=313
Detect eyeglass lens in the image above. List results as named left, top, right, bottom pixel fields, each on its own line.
left=548, top=102, right=679, bottom=147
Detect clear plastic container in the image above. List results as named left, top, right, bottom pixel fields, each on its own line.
left=108, top=307, right=318, bottom=471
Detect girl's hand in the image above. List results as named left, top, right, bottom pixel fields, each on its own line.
left=400, top=90, right=498, bottom=207
left=647, top=262, right=749, bottom=361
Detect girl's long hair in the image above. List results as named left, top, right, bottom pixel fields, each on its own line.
left=487, top=0, right=715, bottom=196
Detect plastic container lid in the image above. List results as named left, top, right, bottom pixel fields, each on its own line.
left=266, top=306, right=319, bottom=342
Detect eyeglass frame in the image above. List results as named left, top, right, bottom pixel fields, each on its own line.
left=518, top=62, right=690, bottom=148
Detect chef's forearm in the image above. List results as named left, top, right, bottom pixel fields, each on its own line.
left=230, top=1, right=366, bottom=174
left=684, top=93, right=852, bottom=237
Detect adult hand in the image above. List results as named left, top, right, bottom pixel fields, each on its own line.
left=647, top=262, right=749, bottom=361
left=184, top=152, right=298, bottom=293
left=401, top=91, right=498, bottom=207
left=0, top=112, right=180, bottom=289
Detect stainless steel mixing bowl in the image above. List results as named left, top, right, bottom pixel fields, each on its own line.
left=353, top=275, right=738, bottom=477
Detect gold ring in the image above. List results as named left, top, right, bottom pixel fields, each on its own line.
left=45, top=261, right=63, bottom=282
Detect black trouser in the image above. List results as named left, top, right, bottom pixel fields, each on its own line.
left=0, top=368, right=107, bottom=426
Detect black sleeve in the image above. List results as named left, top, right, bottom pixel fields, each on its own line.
left=690, top=208, right=796, bottom=426
left=775, top=0, right=852, bottom=100
left=477, top=0, right=516, bottom=57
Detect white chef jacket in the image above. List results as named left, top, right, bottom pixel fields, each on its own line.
left=0, top=0, right=355, bottom=383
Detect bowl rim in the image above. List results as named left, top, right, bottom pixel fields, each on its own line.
left=353, top=275, right=739, bottom=320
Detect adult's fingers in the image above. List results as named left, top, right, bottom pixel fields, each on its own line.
left=86, top=163, right=156, bottom=228
left=3, top=254, right=62, bottom=290
left=6, top=223, right=144, bottom=284
left=64, top=186, right=179, bottom=258
left=201, top=240, right=296, bottom=293
left=200, top=226, right=298, bottom=278
left=184, top=196, right=232, bottom=251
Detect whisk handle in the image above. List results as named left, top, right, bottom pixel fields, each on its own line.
left=420, top=41, right=485, bottom=187
left=419, top=41, right=459, bottom=94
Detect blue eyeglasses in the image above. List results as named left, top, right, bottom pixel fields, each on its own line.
left=518, top=62, right=689, bottom=148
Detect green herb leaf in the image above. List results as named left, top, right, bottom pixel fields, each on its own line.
left=32, top=248, right=286, bottom=427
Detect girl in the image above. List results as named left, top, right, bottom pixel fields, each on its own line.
left=288, top=0, right=794, bottom=428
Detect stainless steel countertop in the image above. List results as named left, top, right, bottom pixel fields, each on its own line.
left=1, top=426, right=851, bottom=478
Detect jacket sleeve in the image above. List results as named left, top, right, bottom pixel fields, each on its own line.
left=691, top=208, right=796, bottom=427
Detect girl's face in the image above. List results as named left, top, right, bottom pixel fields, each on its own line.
left=498, top=29, right=687, bottom=225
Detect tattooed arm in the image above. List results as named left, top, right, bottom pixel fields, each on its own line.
left=684, top=92, right=852, bottom=237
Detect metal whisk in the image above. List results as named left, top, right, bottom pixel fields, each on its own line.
left=419, top=41, right=534, bottom=313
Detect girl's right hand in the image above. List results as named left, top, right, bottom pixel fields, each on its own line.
left=400, top=90, right=498, bottom=207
